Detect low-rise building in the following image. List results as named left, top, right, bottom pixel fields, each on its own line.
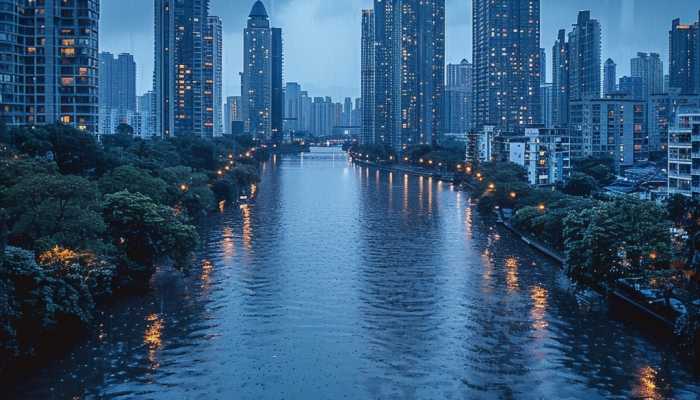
left=507, top=128, right=571, bottom=186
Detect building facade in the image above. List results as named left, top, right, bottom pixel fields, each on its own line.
left=508, top=128, right=571, bottom=186
left=473, top=0, right=541, bottom=131
left=667, top=109, right=698, bottom=196
left=649, top=92, right=700, bottom=152
left=0, top=0, right=100, bottom=132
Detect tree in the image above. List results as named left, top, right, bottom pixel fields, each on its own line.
left=3, top=174, right=105, bottom=251
left=103, top=191, right=199, bottom=270
left=115, top=123, right=134, bottom=136
left=46, top=125, right=99, bottom=175
left=562, top=172, right=598, bottom=196
left=98, top=165, right=169, bottom=204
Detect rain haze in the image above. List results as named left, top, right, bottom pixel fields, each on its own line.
left=100, top=0, right=700, bottom=99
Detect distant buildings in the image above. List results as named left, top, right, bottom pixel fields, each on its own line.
left=618, top=76, right=645, bottom=100
left=552, top=29, right=570, bottom=127
left=370, top=0, right=445, bottom=151
left=154, top=0, right=221, bottom=138
left=136, top=92, right=156, bottom=138
left=444, top=59, right=473, bottom=140
left=0, top=0, right=100, bottom=132
left=224, top=96, right=243, bottom=136
left=669, top=14, right=700, bottom=95
left=473, top=0, right=541, bottom=131
left=631, top=52, right=664, bottom=99
left=604, top=58, right=617, bottom=96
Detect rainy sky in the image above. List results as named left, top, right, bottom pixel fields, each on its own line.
left=101, top=0, right=700, bottom=100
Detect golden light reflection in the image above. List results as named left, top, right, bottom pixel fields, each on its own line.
left=201, top=259, right=213, bottom=290
left=218, top=200, right=226, bottom=213
left=222, top=226, right=235, bottom=260
left=505, top=257, right=520, bottom=292
left=636, top=366, right=660, bottom=400
left=403, top=174, right=409, bottom=212
left=241, top=204, right=252, bottom=250
left=464, top=205, right=473, bottom=240
left=481, top=250, right=494, bottom=290
left=530, top=286, right=549, bottom=331
left=144, top=313, right=164, bottom=369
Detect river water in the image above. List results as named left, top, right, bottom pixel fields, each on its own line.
left=9, top=147, right=700, bottom=399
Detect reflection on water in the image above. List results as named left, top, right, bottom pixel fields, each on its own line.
left=9, top=147, right=700, bottom=400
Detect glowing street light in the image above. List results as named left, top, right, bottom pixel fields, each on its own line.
left=538, top=203, right=546, bottom=212
left=509, top=191, right=517, bottom=199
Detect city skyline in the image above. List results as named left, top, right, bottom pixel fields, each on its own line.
left=101, top=0, right=700, bottom=99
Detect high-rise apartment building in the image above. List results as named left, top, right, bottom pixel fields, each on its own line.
left=271, top=27, right=284, bottom=143
left=552, top=29, right=570, bottom=127
left=473, top=0, right=541, bottom=131
left=360, top=8, right=375, bottom=145
left=0, top=0, right=99, bottom=132
left=631, top=52, right=664, bottom=99
left=154, top=0, right=213, bottom=138
left=204, top=16, right=223, bottom=137
left=372, top=0, right=445, bottom=151
left=669, top=14, right=700, bottom=95
left=444, top=59, right=473, bottom=137
left=568, top=11, right=601, bottom=102
left=224, top=96, right=243, bottom=135
left=99, top=52, right=136, bottom=135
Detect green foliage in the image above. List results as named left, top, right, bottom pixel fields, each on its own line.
left=562, top=172, right=599, bottom=197
left=115, top=123, right=134, bottom=136
left=3, top=174, right=105, bottom=251
left=46, top=125, right=99, bottom=175
left=564, top=197, right=671, bottom=283
left=0, top=247, right=95, bottom=363
left=103, top=191, right=199, bottom=269
left=0, top=156, right=58, bottom=190
left=573, top=157, right=616, bottom=185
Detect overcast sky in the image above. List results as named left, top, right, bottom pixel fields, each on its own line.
left=101, top=0, right=700, bottom=100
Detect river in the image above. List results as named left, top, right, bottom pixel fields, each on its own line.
left=9, top=147, right=700, bottom=399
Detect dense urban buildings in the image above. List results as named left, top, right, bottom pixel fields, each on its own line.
left=0, top=0, right=100, bottom=132
left=154, top=0, right=221, bottom=138
left=473, top=0, right=541, bottom=131
left=369, top=0, right=445, bottom=151
left=669, top=14, right=700, bottom=95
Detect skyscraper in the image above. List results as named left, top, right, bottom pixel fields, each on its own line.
left=360, top=9, right=375, bottom=145
left=373, top=0, right=445, bottom=151
left=631, top=52, right=664, bottom=98
left=568, top=11, right=601, bottom=102
left=242, top=1, right=283, bottom=142
left=669, top=14, right=700, bottom=95
left=204, top=16, right=223, bottom=137
left=604, top=58, right=617, bottom=96
left=154, top=0, right=211, bottom=138
left=552, top=29, right=570, bottom=127
left=271, top=27, right=284, bottom=143
left=0, top=0, right=99, bottom=132
left=619, top=76, right=645, bottom=100
left=473, top=0, right=541, bottom=131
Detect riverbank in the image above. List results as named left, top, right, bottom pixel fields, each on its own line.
left=0, top=126, right=296, bottom=378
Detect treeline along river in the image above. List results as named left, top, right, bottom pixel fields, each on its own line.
left=8, top=147, right=700, bottom=399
